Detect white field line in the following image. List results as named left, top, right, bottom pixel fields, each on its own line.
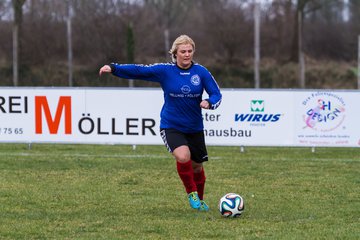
left=0, top=152, right=222, bottom=160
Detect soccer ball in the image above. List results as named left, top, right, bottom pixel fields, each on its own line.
left=218, top=193, right=245, bottom=217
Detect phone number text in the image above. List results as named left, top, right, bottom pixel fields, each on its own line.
left=0, top=128, right=24, bottom=134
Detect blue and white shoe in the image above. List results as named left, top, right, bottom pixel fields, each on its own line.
left=188, top=191, right=201, bottom=209
left=198, top=200, right=209, bottom=211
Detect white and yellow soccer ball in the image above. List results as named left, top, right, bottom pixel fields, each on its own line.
left=218, top=193, right=245, bottom=217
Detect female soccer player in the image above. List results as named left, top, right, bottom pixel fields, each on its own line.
left=99, top=35, right=222, bottom=211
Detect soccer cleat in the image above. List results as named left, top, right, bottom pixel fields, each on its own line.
left=188, top=191, right=201, bottom=209
left=198, top=200, right=209, bottom=211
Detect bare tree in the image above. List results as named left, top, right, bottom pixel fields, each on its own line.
left=12, top=0, right=26, bottom=86
left=202, top=0, right=251, bottom=65
left=263, top=0, right=294, bottom=62
left=143, top=0, right=193, bottom=58
left=67, top=0, right=73, bottom=87
left=289, top=0, right=341, bottom=88
left=254, top=1, right=261, bottom=88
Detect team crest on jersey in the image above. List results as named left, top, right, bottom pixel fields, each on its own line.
left=190, top=74, right=201, bottom=86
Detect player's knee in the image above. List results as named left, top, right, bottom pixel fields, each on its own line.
left=173, top=146, right=190, bottom=163
left=175, top=154, right=190, bottom=163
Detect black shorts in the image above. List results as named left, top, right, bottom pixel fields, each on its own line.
left=160, top=128, right=208, bottom=163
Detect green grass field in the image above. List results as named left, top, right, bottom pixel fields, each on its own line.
left=0, top=144, right=359, bottom=239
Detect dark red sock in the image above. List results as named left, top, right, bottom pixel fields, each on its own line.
left=176, top=161, right=197, bottom=194
left=194, top=168, right=206, bottom=200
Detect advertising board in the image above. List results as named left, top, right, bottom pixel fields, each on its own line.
left=0, top=88, right=358, bottom=147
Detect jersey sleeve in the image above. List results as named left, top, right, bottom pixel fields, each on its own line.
left=202, top=68, right=222, bottom=110
left=110, top=63, right=164, bottom=82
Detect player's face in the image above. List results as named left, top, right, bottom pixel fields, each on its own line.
left=176, top=44, right=194, bottom=69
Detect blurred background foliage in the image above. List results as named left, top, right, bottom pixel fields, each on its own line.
left=0, top=0, right=359, bottom=89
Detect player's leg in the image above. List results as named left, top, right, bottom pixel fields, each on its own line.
left=160, top=129, right=200, bottom=209
left=192, top=162, right=206, bottom=200
left=173, top=145, right=197, bottom=194
left=192, top=161, right=208, bottom=211
left=188, top=131, right=209, bottom=211
left=173, top=145, right=201, bottom=209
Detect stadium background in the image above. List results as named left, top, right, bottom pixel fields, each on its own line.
left=0, top=0, right=359, bottom=89
left=0, top=1, right=359, bottom=239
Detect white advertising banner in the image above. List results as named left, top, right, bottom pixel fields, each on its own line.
left=0, top=88, right=162, bottom=144
left=0, top=88, right=359, bottom=147
left=203, top=90, right=295, bottom=146
left=294, top=91, right=359, bottom=147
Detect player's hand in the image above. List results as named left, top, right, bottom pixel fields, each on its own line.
left=200, top=100, right=210, bottom=109
left=99, top=65, right=112, bottom=76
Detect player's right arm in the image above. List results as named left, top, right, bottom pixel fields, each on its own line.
left=99, top=63, right=164, bottom=83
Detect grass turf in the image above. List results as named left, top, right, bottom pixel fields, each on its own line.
left=0, top=144, right=359, bottom=239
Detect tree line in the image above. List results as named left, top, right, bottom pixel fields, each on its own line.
left=0, top=0, right=359, bottom=89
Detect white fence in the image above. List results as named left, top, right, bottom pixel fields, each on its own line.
left=0, top=87, right=359, bottom=147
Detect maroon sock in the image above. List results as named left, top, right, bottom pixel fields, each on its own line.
left=193, top=168, right=206, bottom=200
left=176, top=161, right=197, bottom=194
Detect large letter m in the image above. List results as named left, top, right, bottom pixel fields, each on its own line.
left=35, top=96, right=72, bottom=134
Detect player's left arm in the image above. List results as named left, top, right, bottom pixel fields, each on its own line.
left=202, top=70, right=222, bottom=110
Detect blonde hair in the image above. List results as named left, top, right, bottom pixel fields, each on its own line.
left=169, top=35, right=195, bottom=62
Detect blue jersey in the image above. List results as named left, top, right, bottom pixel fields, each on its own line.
left=110, top=62, right=222, bottom=133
